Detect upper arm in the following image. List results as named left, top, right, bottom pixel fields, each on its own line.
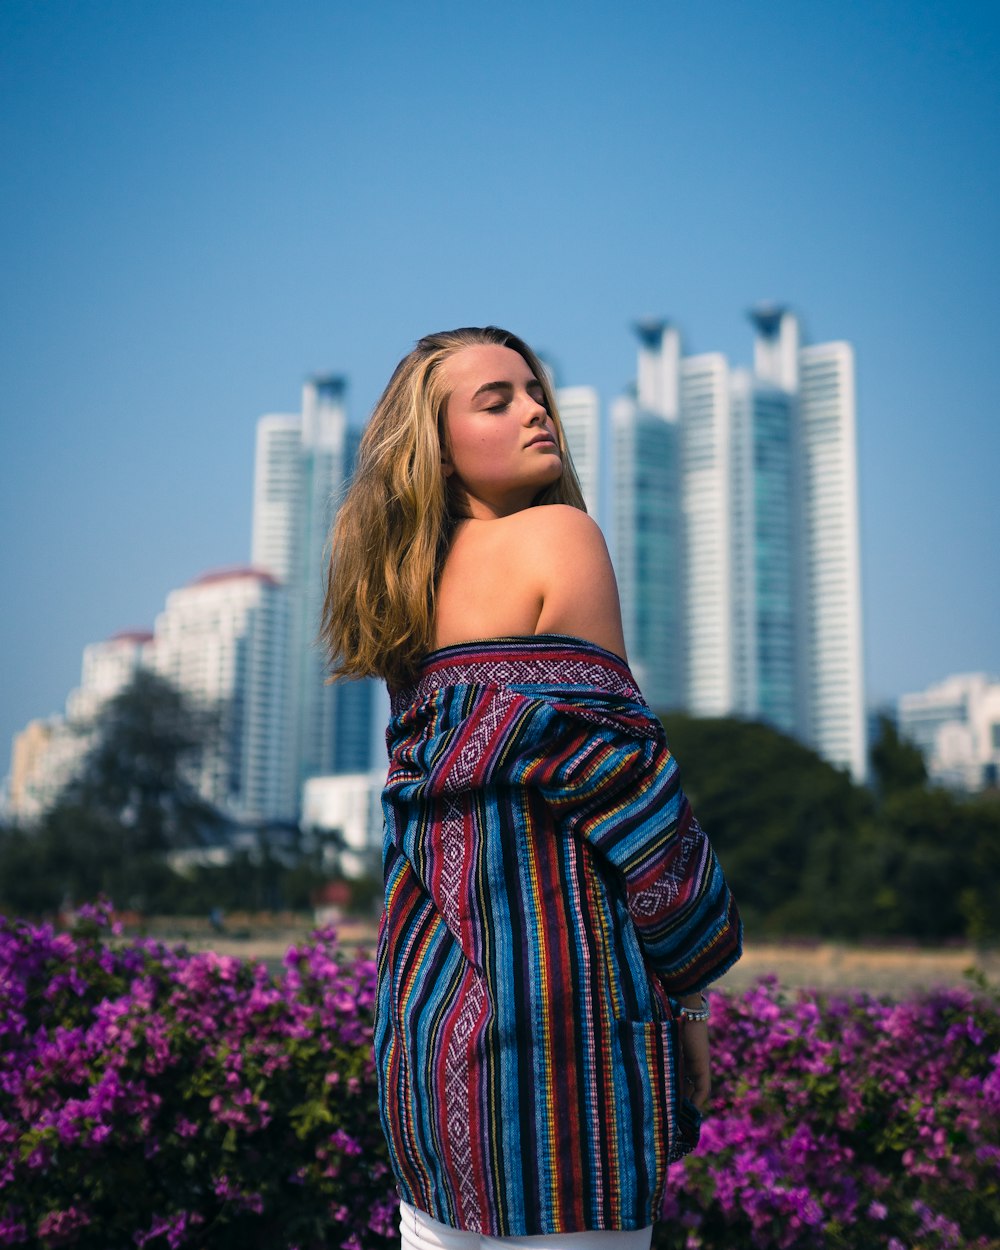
left=527, top=506, right=628, bottom=659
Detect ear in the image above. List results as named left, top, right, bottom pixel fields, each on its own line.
left=440, top=453, right=454, bottom=478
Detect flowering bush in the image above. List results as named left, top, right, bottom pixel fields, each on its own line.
left=0, top=901, right=396, bottom=1249
left=1, top=903, right=998, bottom=1250
left=656, top=977, right=1000, bottom=1250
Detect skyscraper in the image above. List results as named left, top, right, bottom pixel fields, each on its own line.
left=795, top=337, right=866, bottom=779
left=610, top=322, right=684, bottom=712
left=729, top=369, right=797, bottom=735
left=614, top=308, right=866, bottom=779
left=251, top=376, right=375, bottom=796
left=679, top=351, right=734, bottom=717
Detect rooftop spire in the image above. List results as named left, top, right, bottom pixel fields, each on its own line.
left=632, top=317, right=669, bottom=350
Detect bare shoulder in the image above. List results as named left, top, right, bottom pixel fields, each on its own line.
left=519, top=506, right=627, bottom=657
left=435, top=507, right=626, bottom=656
left=499, top=505, right=614, bottom=584
left=527, top=503, right=605, bottom=538
left=508, top=504, right=609, bottom=559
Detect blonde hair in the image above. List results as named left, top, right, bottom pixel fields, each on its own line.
left=320, top=326, right=586, bottom=688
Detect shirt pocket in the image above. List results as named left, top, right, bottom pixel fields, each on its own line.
left=617, top=1018, right=703, bottom=1216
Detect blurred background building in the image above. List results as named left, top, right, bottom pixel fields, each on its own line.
left=300, top=771, right=387, bottom=879
left=6, top=572, right=296, bottom=827
left=610, top=322, right=685, bottom=713
left=6, top=306, right=874, bottom=857
left=556, top=385, right=601, bottom=519
left=897, top=672, right=1000, bottom=791
left=609, top=306, right=866, bottom=781
left=8, top=631, right=150, bottom=824
left=148, top=567, right=293, bottom=821
left=251, top=376, right=379, bottom=790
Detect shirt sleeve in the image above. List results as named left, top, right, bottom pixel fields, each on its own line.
left=531, top=693, right=743, bottom=995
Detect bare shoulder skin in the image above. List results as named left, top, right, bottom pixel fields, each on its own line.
left=434, top=505, right=627, bottom=660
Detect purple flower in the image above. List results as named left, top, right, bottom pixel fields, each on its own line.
left=0, top=1218, right=28, bottom=1246
left=37, top=1206, right=91, bottom=1244
left=3, top=907, right=997, bottom=1250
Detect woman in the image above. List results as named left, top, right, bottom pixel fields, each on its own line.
left=322, top=326, right=742, bottom=1249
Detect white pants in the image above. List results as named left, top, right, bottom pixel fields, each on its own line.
left=399, top=1201, right=653, bottom=1250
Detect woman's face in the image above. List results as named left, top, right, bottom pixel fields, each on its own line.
left=438, top=344, right=563, bottom=519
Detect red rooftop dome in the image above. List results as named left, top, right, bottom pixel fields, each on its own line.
left=189, top=566, right=281, bottom=589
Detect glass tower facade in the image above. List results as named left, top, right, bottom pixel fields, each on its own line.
left=730, top=373, right=797, bottom=734
left=613, top=308, right=866, bottom=779
left=611, top=393, right=683, bottom=712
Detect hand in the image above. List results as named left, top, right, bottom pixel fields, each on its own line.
left=679, top=1017, right=711, bottom=1111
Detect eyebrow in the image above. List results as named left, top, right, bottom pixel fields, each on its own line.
left=471, top=379, right=545, bottom=401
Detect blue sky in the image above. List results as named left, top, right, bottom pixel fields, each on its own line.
left=2, top=0, right=998, bottom=766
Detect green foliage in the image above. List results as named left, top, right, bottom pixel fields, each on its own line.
left=869, top=710, right=929, bottom=798
left=62, top=668, right=226, bottom=853
left=659, top=714, right=873, bottom=937
left=659, top=712, right=1000, bottom=944
left=0, top=671, right=382, bottom=921
left=0, top=801, right=183, bottom=915
left=0, top=822, right=373, bottom=921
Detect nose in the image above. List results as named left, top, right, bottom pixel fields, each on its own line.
left=524, top=392, right=548, bottom=424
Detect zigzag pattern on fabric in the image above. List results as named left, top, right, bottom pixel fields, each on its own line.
left=374, top=634, right=742, bottom=1237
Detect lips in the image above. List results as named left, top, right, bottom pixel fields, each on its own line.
left=526, top=433, right=558, bottom=449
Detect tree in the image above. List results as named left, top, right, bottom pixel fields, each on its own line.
left=657, top=713, right=874, bottom=937
left=869, top=710, right=928, bottom=800
left=0, top=672, right=230, bottom=915
left=653, top=711, right=1000, bottom=944
left=60, top=669, right=226, bottom=854
left=656, top=713, right=864, bottom=934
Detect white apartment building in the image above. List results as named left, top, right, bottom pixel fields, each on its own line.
left=679, top=352, right=734, bottom=717
left=301, top=771, right=386, bottom=878
left=8, top=716, right=85, bottom=824
left=66, top=630, right=152, bottom=723
left=251, top=376, right=375, bottom=795
left=150, top=566, right=294, bottom=822
left=898, top=673, right=1000, bottom=791
left=9, top=572, right=294, bottom=828
left=796, top=339, right=866, bottom=780
left=557, top=385, right=602, bottom=522
left=8, top=631, right=151, bottom=824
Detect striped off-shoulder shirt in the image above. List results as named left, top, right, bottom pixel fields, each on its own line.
left=374, top=635, right=742, bottom=1237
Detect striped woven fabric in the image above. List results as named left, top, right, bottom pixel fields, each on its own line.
left=375, top=635, right=742, bottom=1237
